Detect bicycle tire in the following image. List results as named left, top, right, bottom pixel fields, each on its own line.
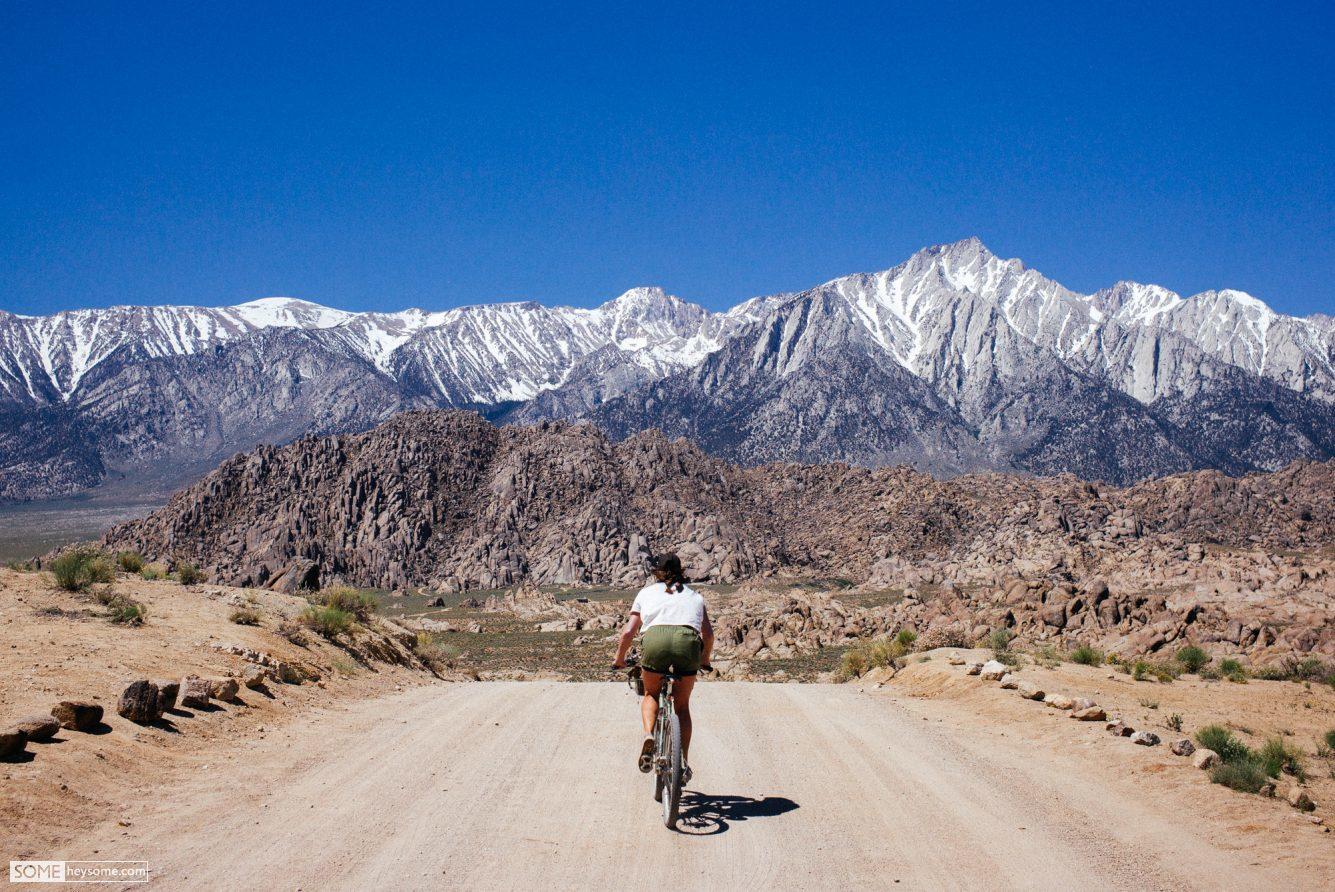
left=663, top=710, right=682, bottom=828
left=652, top=709, right=668, bottom=803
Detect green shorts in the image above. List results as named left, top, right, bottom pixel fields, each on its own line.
left=641, top=624, right=703, bottom=676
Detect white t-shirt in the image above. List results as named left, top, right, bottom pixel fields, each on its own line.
left=631, top=582, right=706, bottom=632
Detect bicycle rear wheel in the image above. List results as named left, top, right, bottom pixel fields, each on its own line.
left=662, top=710, right=682, bottom=828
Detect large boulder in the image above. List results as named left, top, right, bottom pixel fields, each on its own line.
left=117, top=680, right=164, bottom=723
left=51, top=701, right=103, bottom=731
left=0, top=727, right=27, bottom=757
left=14, top=714, right=60, bottom=742
left=179, top=676, right=213, bottom=709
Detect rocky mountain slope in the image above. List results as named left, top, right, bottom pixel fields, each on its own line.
left=104, top=410, right=1335, bottom=597
left=7, top=239, right=1335, bottom=499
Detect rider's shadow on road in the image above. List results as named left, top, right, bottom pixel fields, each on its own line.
left=675, top=792, right=799, bottom=836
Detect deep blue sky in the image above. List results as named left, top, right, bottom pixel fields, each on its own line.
left=2, top=2, right=1332, bottom=317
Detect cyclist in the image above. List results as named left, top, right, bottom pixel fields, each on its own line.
left=612, top=552, right=714, bottom=780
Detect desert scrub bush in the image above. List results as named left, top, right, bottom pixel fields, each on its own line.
left=50, top=549, right=116, bottom=592
left=114, top=550, right=144, bottom=573
left=1166, top=713, right=1184, bottom=732
left=1132, top=660, right=1151, bottom=681
left=1138, top=697, right=1160, bottom=710
left=1325, top=729, right=1335, bottom=751
left=1175, top=645, right=1210, bottom=673
left=1210, top=758, right=1271, bottom=794
left=1069, top=645, right=1101, bottom=666
left=987, top=628, right=1013, bottom=653
left=414, top=632, right=460, bottom=672
left=1218, top=658, right=1249, bottom=683
left=139, top=563, right=167, bottom=580
left=229, top=607, right=261, bottom=626
left=300, top=604, right=353, bottom=637
left=319, top=586, right=378, bottom=621
left=277, top=619, right=310, bottom=647
left=894, top=628, right=918, bottom=649
left=1196, top=725, right=1251, bottom=763
left=176, top=562, right=205, bottom=585
left=1259, top=738, right=1307, bottom=781
left=837, top=636, right=907, bottom=680
left=4, top=558, right=36, bottom=571
left=95, top=590, right=147, bottom=625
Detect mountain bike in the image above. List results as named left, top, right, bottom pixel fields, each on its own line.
left=622, top=657, right=683, bottom=829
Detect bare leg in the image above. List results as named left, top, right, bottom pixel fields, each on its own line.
left=673, top=674, right=697, bottom=762
left=640, top=670, right=662, bottom=735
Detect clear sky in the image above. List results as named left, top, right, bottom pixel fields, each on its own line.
left=2, top=2, right=1331, bottom=317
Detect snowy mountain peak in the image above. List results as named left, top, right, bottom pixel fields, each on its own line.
left=231, top=297, right=352, bottom=329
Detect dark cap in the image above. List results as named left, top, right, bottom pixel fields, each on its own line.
left=650, top=553, right=682, bottom=574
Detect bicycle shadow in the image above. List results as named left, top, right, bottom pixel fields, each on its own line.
left=674, top=792, right=800, bottom=836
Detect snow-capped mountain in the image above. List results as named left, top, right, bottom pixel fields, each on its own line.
left=3, top=238, right=1333, bottom=501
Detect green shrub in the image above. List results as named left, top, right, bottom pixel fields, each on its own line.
left=4, top=558, right=36, bottom=571
left=176, top=562, right=205, bottom=585
left=1325, top=729, right=1335, bottom=751
left=1132, top=660, right=1150, bottom=681
left=1210, top=757, right=1271, bottom=794
left=320, top=586, right=377, bottom=621
left=838, top=636, right=907, bottom=680
left=1259, top=738, right=1306, bottom=781
left=300, top=604, right=353, bottom=637
left=139, top=563, right=167, bottom=580
left=1176, top=645, right=1210, bottom=673
left=894, top=629, right=918, bottom=649
left=1070, top=645, right=1102, bottom=666
left=109, top=602, right=146, bottom=625
left=1166, top=713, right=1184, bottom=732
left=229, top=607, right=261, bottom=626
left=1196, top=725, right=1251, bottom=763
left=114, top=550, right=145, bottom=573
left=1138, top=697, right=1159, bottom=710
left=49, top=549, right=116, bottom=592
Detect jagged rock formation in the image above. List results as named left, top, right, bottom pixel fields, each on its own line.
left=105, top=410, right=1335, bottom=599
left=7, top=240, right=1335, bottom=499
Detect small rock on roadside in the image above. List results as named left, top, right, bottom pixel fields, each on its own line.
left=1071, top=706, right=1106, bottom=721
left=948, top=655, right=966, bottom=666
left=1192, top=748, right=1219, bottom=769
left=242, top=666, right=269, bottom=689
left=1071, top=697, right=1095, bottom=711
left=965, top=662, right=983, bottom=676
left=1131, top=731, right=1161, bottom=746
left=0, top=727, right=26, bottom=757
left=998, top=674, right=1019, bottom=689
left=1106, top=721, right=1134, bottom=737
left=117, top=680, right=163, bottom=724
left=210, top=678, right=241, bottom=702
left=51, top=701, right=103, bottom=731
left=1044, top=693, right=1074, bottom=710
left=1018, top=684, right=1045, bottom=700
left=860, top=665, right=897, bottom=686
left=14, top=714, right=59, bottom=742
left=179, top=676, right=213, bottom=709
left=1170, top=739, right=1196, bottom=757
left=154, top=680, right=179, bottom=713
left=979, top=660, right=1009, bottom=681
left=1287, top=786, right=1316, bottom=812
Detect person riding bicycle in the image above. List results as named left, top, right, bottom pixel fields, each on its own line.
left=613, top=552, right=714, bottom=780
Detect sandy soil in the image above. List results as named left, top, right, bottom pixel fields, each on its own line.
left=0, top=567, right=432, bottom=864
left=6, top=677, right=1326, bottom=891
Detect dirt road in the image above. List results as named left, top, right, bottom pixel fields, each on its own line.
left=58, top=681, right=1323, bottom=891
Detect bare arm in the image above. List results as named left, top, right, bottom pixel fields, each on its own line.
left=613, top=613, right=642, bottom=668
left=701, top=607, right=714, bottom=667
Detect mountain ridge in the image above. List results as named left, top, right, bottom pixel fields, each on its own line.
left=4, top=239, right=1334, bottom=500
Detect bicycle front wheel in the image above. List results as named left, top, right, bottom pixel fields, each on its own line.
left=663, top=710, right=682, bottom=828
